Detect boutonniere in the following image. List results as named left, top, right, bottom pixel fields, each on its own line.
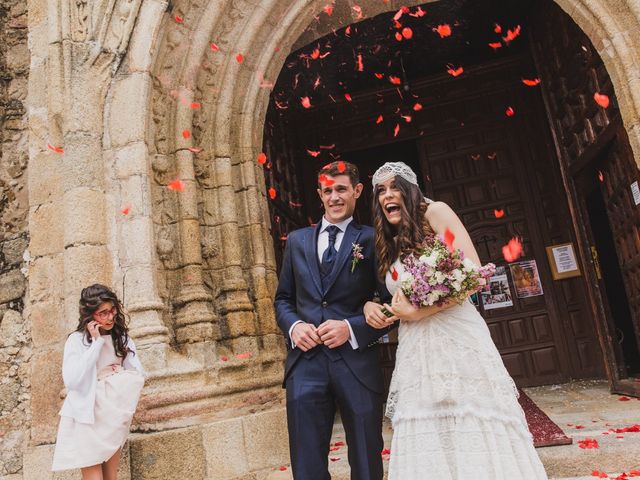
left=351, top=243, right=364, bottom=273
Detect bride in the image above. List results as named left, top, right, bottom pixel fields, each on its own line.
left=364, top=162, right=548, bottom=479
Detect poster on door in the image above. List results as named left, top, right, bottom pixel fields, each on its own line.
left=509, top=260, right=544, bottom=298
left=480, top=266, right=514, bottom=310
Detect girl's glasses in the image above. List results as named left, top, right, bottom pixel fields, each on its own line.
left=94, top=307, right=116, bottom=320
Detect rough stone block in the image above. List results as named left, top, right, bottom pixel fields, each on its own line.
left=29, top=254, right=63, bottom=303
left=2, top=234, right=28, bottom=266
left=127, top=0, right=166, bottom=72
left=202, top=417, right=249, bottom=479
left=109, top=73, right=151, bottom=148
left=29, top=301, right=66, bottom=348
left=113, top=142, right=148, bottom=179
left=30, top=348, right=63, bottom=445
left=0, top=269, right=26, bottom=304
left=0, top=309, right=24, bottom=348
left=243, top=408, right=289, bottom=472
left=63, top=188, right=106, bottom=247
left=29, top=202, right=64, bottom=257
left=59, top=136, right=103, bottom=191
left=63, top=245, right=111, bottom=298
left=129, top=428, right=205, bottom=480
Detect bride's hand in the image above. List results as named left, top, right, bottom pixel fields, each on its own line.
left=364, top=301, right=397, bottom=329
left=386, top=289, right=420, bottom=322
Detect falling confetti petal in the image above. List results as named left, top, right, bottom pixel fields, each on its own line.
left=344, top=93, right=352, bottom=102
left=47, top=143, right=64, bottom=153
left=301, top=96, right=312, bottom=108
left=391, top=267, right=398, bottom=281
left=374, top=72, right=384, bottom=79
left=598, top=170, right=604, bottom=182
left=307, top=149, right=321, bottom=157
left=167, top=179, right=185, bottom=192
left=376, top=114, right=384, bottom=124
left=393, top=123, right=400, bottom=137
left=389, top=76, right=401, bottom=85
left=522, top=78, right=541, bottom=86
left=401, top=114, right=412, bottom=123
left=503, top=25, right=522, bottom=43
left=174, top=14, right=183, bottom=24
left=505, top=106, right=515, bottom=116
left=594, top=92, right=610, bottom=108
left=337, top=161, right=346, bottom=173
left=323, top=4, right=333, bottom=16
left=488, top=42, right=502, bottom=50
left=236, top=352, right=253, bottom=360
left=502, top=237, right=523, bottom=262
left=210, top=42, right=220, bottom=52
left=190, top=102, right=201, bottom=109
left=121, top=206, right=130, bottom=216
left=402, top=27, right=413, bottom=39
left=357, top=54, right=364, bottom=72
left=257, top=152, right=267, bottom=165
left=434, top=24, right=452, bottom=38
left=182, top=129, right=191, bottom=139
left=236, top=53, right=244, bottom=64
left=494, top=209, right=505, bottom=218
left=447, top=66, right=464, bottom=77
left=394, top=32, right=403, bottom=42
left=268, top=187, right=277, bottom=200
left=578, top=438, right=599, bottom=449
left=220, top=356, right=229, bottom=362
left=279, top=466, right=288, bottom=472
left=494, top=23, right=502, bottom=33
left=413, top=102, right=423, bottom=111
left=443, top=228, right=455, bottom=252
left=329, top=457, right=341, bottom=462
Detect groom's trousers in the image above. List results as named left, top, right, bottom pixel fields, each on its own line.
left=285, top=348, right=384, bottom=480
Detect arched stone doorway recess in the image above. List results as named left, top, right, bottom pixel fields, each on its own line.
left=261, top=0, right=640, bottom=397
left=25, top=0, right=640, bottom=474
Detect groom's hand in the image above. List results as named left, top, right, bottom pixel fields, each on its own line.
left=291, top=322, right=322, bottom=352
left=317, top=320, right=350, bottom=349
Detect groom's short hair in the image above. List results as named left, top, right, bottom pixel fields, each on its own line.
left=317, top=161, right=360, bottom=187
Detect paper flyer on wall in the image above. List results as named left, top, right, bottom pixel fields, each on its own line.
left=480, top=266, right=514, bottom=310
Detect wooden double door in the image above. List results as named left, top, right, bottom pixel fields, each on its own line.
left=341, top=71, right=604, bottom=388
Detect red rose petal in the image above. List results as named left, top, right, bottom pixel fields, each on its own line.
left=174, top=14, right=183, bottom=24
left=503, top=25, right=522, bottom=43
left=505, top=106, right=515, bottom=116
left=502, top=237, right=523, bottom=262
left=337, top=161, right=346, bottom=173
left=47, top=143, right=64, bottom=153
left=376, top=114, right=384, bottom=124
left=494, top=209, right=505, bottom=218
left=257, top=152, right=267, bottom=165
left=494, top=23, right=502, bottom=33
left=434, top=24, right=452, bottom=38
left=522, top=78, right=541, bottom=86
left=594, top=92, right=610, bottom=108
left=236, top=53, right=244, bottom=64
left=235, top=352, right=252, bottom=360
left=391, top=267, right=398, bottom=281
left=210, top=42, right=220, bottom=52
left=182, top=129, right=191, bottom=139
left=268, top=187, right=277, bottom=200
left=121, top=206, right=130, bottom=216
left=167, top=179, right=185, bottom=192
left=402, top=27, right=413, bottom=39
left=443, top=228, right=455, bottom=252
left=447, top=66, right=463, bottom=77
left=393, top=123, right=400, bottom=137
left=301, top=96, right=312, bottom=108
left=413, top=102, right=423, bottom=111
left=389, top=76, right=401, bottom=85
left=344, top=93, right=352, bottom=102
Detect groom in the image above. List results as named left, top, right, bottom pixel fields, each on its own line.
left=275, top=161, right=391, bottom=480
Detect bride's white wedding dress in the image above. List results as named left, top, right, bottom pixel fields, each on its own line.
left=385, top=257, right=548, bottom=479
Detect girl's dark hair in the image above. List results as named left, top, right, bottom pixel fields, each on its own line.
left=372, top=175, right=434, bottom=279
left=74, top=284, right=132, bottom=361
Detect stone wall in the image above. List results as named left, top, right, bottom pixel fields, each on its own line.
left=0, top=0, right=30, bottom=475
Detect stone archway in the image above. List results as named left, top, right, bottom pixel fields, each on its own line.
left=22, top=0, right=640, bottom=476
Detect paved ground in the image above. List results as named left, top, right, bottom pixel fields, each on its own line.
left=264, top=379, right=640, bottom=479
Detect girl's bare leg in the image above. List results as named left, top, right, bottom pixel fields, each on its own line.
left=80, top=464, right=103, bottom=480
left=101, top=448, right=122, bottom=480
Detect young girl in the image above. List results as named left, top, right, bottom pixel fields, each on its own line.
left=52, top=284, right=145, bottom=479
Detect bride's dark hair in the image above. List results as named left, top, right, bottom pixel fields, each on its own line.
left=372, top=175, right=434, bottom=280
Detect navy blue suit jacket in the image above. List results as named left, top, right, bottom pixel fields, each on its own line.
left=275, top=220, right=391, bottom=393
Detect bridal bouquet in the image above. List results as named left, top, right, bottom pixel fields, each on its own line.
left=400, top=235, right=496, bottom=308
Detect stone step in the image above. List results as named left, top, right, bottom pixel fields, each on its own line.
left=264, top=414, right=640, bottom=479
